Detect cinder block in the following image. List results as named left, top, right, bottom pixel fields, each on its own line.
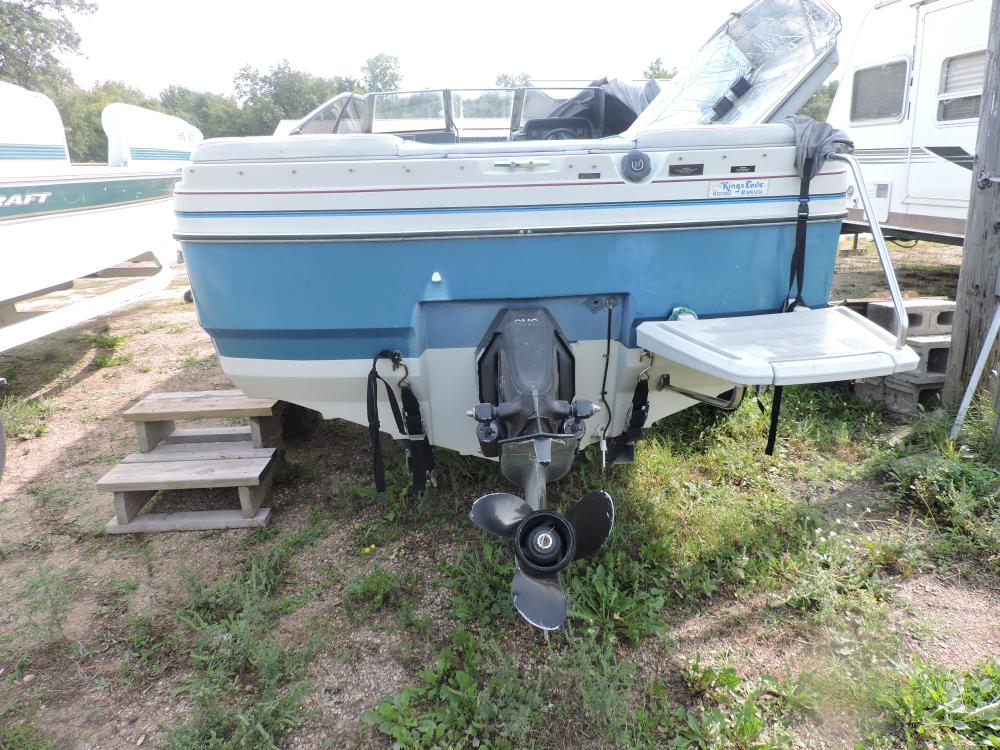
left=887, top=370, right=945, bottom=387
left=882, top=377, right=943, bottom=415
left=867, top=299, right=956, bottom=336
left=905, top=335, right=951, bottom=375
left=854, top=375, right=942, bottom=415
left=853, top=379, right=885, bottom=404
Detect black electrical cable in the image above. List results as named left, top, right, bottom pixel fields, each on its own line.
left=889, top=238, right=919, bottom=248
left=599, top=303, right=613, bottom=440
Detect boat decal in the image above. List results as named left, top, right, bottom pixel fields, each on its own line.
left=173, top=172, right=841, bottom=197
left=174, top=213, right=847, bottom=243
left=0, top=191, right=51, bottom=208
left=0, top=176, right=178, bottom=221
left=923, top=146, right=975, bottom=171
left=175, top=192, right=846, bottom=220
left=130, top=147, right=193, bottom=160
left=709, top=179, right=768, bottom=198
left=0, top=143, right=68, bottom=160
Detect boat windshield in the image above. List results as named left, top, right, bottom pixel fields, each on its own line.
left=629, top=0, right=841, bottom=132
left=294, top=85, right=640, bottom=143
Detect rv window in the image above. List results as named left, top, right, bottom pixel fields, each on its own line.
left=850, top=61, right=907, bottom=122
left=938, top=51, right=986, bottom=122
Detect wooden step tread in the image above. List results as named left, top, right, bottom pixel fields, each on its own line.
left=163, top=426, right=252, bottom=444
left=97, top=454, right=275, bottom=492
left=106, top=508, right=271, bottom=534
left=123, top=390, right=278, bottom=421
left=122, top=441, right=273, bottom=464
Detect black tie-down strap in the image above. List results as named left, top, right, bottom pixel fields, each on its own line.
left=766, top=156, right=814, bottom=456
left=611, top=377, right=649, bottom=464
left=366, top=350, right=435, bottom=494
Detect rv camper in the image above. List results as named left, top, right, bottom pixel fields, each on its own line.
left=829, top=0, right=987, bottom=244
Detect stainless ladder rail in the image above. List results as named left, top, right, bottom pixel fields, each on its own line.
left=827, top=152, right=909, bottom=349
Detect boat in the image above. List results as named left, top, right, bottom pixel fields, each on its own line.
left=0, top=82, right=203, bottom=355
left=175, top=0, right=918, bottom=630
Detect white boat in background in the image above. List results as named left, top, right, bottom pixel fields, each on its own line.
left=0, top=82, right=203, bottom=354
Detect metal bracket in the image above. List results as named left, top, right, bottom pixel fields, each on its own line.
left=657, top=374, right=745, bottom=411
left=977, top=171, right=999, bottom=190
left=827, top=153, right=909, bottom=349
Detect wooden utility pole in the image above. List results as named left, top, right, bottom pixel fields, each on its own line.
left=943, top=0, right=1000, bottom=439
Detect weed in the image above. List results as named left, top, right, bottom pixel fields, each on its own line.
left=549, top=636, right=646, bottom=747
left=179, top=353, right=216, bottom=369
left=773, top=531, right=893, bottom=628
left=344, top=565, right=417, bottom=620
left=0, top=723, right=58, bottom=750
left=163, top=515, right=329, bottom=747
left=80, top=332, right=126, bottom=349
left=17, top=565, right=74, bottom=640
left=449, top=536, right=515, bottom=626
left=121, top=615, right=170, bottom=679
left=567, top=549, right=666, bottom=644
left=363, top=628, right=542, bottom=749
left=0, top=396, right=51, bottom=440
left=93, top=351, right=132, bottom=369
left=28, top=481, right=75, bottom=512
left=888, top=450, right=1000, bottom=570
left=870, top=658, right=1000, bottom=748
left=648, top=661, right=816, bottom=749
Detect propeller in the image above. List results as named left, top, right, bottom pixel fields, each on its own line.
left=469, top=490, right=614, bottom=631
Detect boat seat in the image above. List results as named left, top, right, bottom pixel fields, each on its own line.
left=637, top=306, right=919, bottom=386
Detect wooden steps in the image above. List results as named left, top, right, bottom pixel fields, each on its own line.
left=98, top=389, right=284, bottom=534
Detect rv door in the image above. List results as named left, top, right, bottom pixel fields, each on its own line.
left=903, top=0, right=986, bottom=239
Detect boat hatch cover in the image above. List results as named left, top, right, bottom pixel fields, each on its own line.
left=636, top=307, right=919, bottom=386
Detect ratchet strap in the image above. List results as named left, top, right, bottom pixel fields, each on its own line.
left=767, top=156, right=814, bottom=456
left=366, top=350, right=434, bottom=494
left=611, top=377, right=650, bottom=464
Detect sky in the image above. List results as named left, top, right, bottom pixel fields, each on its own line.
left=65, top=0, right=872, bottom=98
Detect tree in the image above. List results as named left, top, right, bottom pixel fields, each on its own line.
left=643, top=58, right=676, bottom=80
left=233, top=60, right=362, bottom=135
left=495, top=72, right=531, bottom=88
left=362, top=53, right=401, bottom=93
left=56, top=80, right=157, bottom=162
left=159, top=86, right=241, bottom=138
left=798, top=80, right=839, bottom=121
left=0, top=0, right=94, bottom=96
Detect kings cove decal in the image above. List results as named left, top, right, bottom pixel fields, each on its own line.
left=709, top=179, right=769, bottom=198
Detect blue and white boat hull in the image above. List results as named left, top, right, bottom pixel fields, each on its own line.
left=175, top=127, right=849, bottom=456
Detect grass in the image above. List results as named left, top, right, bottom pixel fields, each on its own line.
left=179, top=353, right=217, bottom=369
left=363, top=628, right=543, bottom=749
left=344, top=565, right=418, bottom=621
left=871, top=658, right=1000, bottom=747
left=15, top=565, right=75, bottom=641
left=0, top=396, right=51, bottom=440
left=0, top=723, right=58, bottom=750
left=4, top=282, right=999, bottom=749
left=162, top=510, right=331, bottom=748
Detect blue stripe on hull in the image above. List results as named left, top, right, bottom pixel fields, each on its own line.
left=0, top=143, right=68, bottom=160
left=130, top=148, right=192, bottom=160
left=177, top=192, right=846, bottom=219
left=182, top=220, right=843, bottom=361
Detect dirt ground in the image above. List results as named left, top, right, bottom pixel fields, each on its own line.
left=0, top=242, right=996, bottom=749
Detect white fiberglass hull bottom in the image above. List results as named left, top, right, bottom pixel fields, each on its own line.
left=219, top=342, right=736, bottom=456
left=0, top=198, right=176, bottom=305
